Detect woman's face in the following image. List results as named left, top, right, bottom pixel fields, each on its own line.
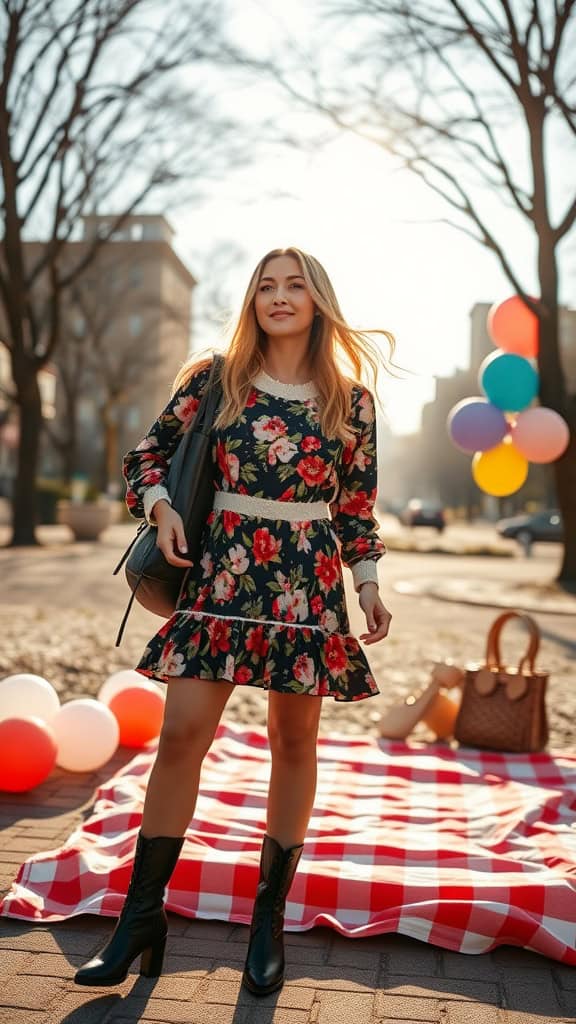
left=254, top=255, right=316, bottom=339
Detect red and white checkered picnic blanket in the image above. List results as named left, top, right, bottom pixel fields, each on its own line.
left=2, top=721, right=576, bottom=964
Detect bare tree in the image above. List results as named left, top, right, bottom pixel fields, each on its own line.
left=248, top=0, right=576, bottom=583
left=45, top=257, right=186, bottom=490
left=190, top=240, right=246, bottom=345
left=0, top=0, right=242, bottom=545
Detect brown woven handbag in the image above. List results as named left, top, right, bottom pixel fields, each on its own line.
left=454, top=610, right=549, bottom=753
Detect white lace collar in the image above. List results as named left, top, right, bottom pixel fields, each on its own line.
left=253, top=369, right=319, bottom=400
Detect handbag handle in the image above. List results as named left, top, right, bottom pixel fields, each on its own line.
left=485, top=610, right=540, bottom=674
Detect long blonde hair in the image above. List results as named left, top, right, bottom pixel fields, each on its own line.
left=173, top=246, right=397, bottom=443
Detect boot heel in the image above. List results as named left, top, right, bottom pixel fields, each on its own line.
left=139, top=935, right=167, bottom=978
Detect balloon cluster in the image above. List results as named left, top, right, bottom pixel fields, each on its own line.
left=447, top=296, right=570, bottom=496
left=0, top=671, right=165, bottom=792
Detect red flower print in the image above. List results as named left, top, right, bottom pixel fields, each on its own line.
left=252, top=527, right=282, bottom=565
left=216, top=442, right=240, bottom=486
left=207, top=617, right=231, bottom=657
left=296, top=455, right=330, bottom=486
left=294, top=653, right=315, bottom=687
left=234, top=665, right=253, bottom=683
left=246, top=389, right=258, bottom=407
left=246, top=625, right=270, bottom=658
left=173, top=394, right=199, bottom=426
left=337, top=489, right=372, bottom=518
left=222, top=509, right=241, bottom=536
left=207, top=511, right=216, bottom=525
left=314, top=550, right=339, bottom=591
left=192, top=585, right=210, bottom=610
left=301, top=435, right=321, bottom=452
left=252, top=415, right=288, bottom=442
left=324, top=634, right=348, bottom=677
left=354, top=537, right=372, bottom=556
left=126, top=490, right=138, bottom=510
left=142, top=468, right=163, bottom=485
left=311, top=594, right=324, bottom=615
left=279, top=485, right=296, bottom=501
left=342, top=439, right=355, bottom=467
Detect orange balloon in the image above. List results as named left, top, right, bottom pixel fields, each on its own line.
left=0, top=716, right=57, bottom=791
left=487, top=296, right=539, bottom=358
left=108, top=684, right=165, bottom=747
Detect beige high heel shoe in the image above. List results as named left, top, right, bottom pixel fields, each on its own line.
left=379, top=661, right=464, bottom=741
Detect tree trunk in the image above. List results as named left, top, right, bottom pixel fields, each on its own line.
left=10, top=368, right=42, bottom=546
left=536, top=236, right=576, bottom=584
left=553, top=428, right=576, bottom=584
left=101, top=400, right=121, bottom=494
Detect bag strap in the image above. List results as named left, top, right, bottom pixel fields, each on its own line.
left=179, top=353, right=224, bottom=447
left=485, top=610, right=540, bottom=674
left=115, top=572, right=144, bottom=647
left=172, top=354, right=225, bottom=521
left=112, top=520, right=147, bottom=576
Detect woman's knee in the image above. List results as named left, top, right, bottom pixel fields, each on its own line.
left=267, top=695, right=322, bottom=760
left=158, top=676, right=235, bottom=758
left=157, top=719, right=209, bottom=757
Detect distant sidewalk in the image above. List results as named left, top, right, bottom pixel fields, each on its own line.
left=393, top=576, right=576, bottom=615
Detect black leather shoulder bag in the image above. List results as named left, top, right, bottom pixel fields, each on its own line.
left=113, top=353, right=225, bottom=646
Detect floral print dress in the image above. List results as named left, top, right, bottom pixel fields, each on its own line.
left=122, top=360, right=386, bottom=701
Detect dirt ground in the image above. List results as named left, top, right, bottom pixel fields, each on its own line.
left=2, top=524, right=574, bottom=750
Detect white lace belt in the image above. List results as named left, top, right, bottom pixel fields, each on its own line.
left=212, top=491, right=330, bottom=522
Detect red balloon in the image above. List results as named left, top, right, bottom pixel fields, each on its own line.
left=108, top=685, right=165, bottom=747
left=487, top=296, right=539, bottom=357
left=0, top=716, right=58, bottom=792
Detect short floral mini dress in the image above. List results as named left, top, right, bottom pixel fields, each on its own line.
left=122, top=358, right=386, bottom=702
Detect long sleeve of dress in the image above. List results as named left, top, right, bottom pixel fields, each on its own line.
left=329, top=385, right=386, bottom=592
left=122, top=361, right=212, bottom=524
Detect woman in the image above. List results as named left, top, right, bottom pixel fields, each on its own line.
left=74, top=246, right=394, bottom=996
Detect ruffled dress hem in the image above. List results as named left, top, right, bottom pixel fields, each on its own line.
left=134, top=609, right=381, bottom=703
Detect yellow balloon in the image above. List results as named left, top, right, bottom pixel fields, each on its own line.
left=472, top=440, right=528, bottom=496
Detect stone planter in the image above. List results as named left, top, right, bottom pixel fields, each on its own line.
left=57, top=500, right=113, bottom=541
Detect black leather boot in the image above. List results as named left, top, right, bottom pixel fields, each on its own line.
left=74, top=830, right=184, bottom=986
left=242, top=833, right=304, bottom=996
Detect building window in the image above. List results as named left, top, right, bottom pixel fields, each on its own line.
left=130, top=263, right=143, bottom=287
left=78, top=397, right=96, bottom=425
left=73, top=315, right=86, bottom=337
left=129, top=314, right=143, bottom=337
left=126, top=406, right=140, bottom=429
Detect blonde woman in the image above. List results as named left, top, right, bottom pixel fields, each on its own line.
left=75, top=247, right=393, bottom=996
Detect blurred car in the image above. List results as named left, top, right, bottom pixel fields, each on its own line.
left=399, top=499, right=446, bottom=532
left=496, top=509, right=564, bottom=545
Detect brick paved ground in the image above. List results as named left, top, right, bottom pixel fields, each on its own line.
left=1, top=526, right=575, bottom=1022
left=1, top=755, right=575, bottom=1024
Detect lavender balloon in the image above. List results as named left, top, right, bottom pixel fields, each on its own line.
left=447, top=398, right=509, bottom=453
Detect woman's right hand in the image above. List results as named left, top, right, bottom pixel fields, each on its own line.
left=153, top=500, right=195, bottom=567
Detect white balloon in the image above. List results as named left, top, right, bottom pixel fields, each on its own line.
left=98, top=669, right=165, bottom=706
left=52, top=699, right=119, bottom=772
left=0, top=673, right=60, bottom=725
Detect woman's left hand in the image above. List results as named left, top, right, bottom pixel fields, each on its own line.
left=358, top=582, right=392, bottom=644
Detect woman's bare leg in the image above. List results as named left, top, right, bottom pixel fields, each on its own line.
left=141, top=677, right=236, bottom=838
left=265, top=692, right=323, bottom=848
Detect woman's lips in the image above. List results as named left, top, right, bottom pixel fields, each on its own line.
left=269, top=312, right=293, bottom=319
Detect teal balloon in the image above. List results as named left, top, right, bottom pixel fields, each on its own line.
left=479, top=352, right=538, bottom=412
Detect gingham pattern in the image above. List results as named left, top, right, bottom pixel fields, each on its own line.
left=2, top=721, right=575, bottom=964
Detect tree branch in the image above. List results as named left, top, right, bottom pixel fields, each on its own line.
left=446, top=0, right=521, bottom=95
left=554, top=194, right=576, bottom=241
